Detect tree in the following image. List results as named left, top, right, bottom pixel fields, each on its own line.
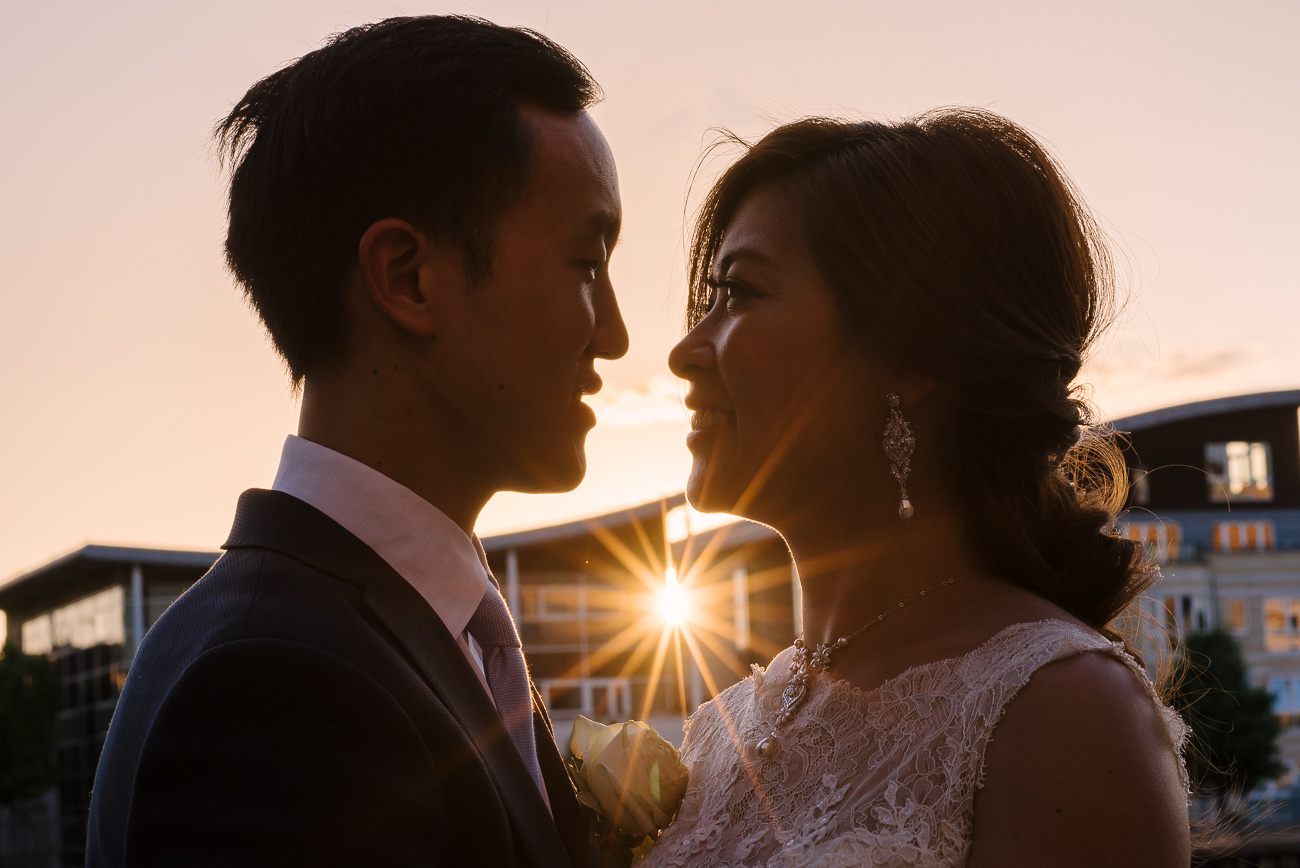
left=1169, top=628, right=1284, bottom=809
left=0, top=642, right=60, bottom=805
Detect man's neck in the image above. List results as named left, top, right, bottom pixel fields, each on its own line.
left=297, top=375, right=491, bottom=535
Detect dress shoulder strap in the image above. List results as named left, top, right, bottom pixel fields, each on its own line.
left=954, top=619, right=1188, bottom=793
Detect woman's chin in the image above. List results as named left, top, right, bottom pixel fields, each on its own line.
left=685, top=466, right=742, bottom=516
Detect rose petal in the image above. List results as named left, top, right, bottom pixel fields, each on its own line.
left=586, top=760, right=625, bottom=821
left=569, top=715, right=603, bottom=760
left=587, top=719, right=628, bottom=760
left=596, top=763, right=657, bottom=837
left=571, top=718, right=689, bottom=836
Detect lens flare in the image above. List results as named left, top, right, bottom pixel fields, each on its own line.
left=657, top=567, right=690, bottom=627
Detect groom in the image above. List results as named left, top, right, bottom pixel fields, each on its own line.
left=87, top=16, right=626, bottom=868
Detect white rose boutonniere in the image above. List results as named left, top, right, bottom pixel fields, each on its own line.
left=567, top=716, right=689, bottom=864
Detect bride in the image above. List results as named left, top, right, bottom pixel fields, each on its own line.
left=644, top=109, right=1189, bottom=866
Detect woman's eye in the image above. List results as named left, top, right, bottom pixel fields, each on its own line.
left=707, top=278, right=750, bottom=311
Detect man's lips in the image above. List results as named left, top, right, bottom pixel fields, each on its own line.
left=574, top=374, right=603, bottom=399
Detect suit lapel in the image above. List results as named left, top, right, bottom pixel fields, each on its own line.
left=532, top=684, right=595, bottom=868
left=225, top=489, right=572, bottom=868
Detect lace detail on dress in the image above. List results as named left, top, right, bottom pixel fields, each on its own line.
left=642, top=620, right=1187, bottom=868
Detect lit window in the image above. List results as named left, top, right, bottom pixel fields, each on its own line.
left=1213, top=520, right=1275, bottom=553
left=1206, top=441, right=1274, bottom=502
left=1119, top=520, right=1180, bottom=562
left=1267, top=599, right=1287, bottom=631
left=1264, top=599, right=1300, bottom=652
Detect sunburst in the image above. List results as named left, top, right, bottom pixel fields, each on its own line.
left=552, top=500, right=783, bottom=724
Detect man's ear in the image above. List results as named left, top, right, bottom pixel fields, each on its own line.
left=356, top=218, right=462, bottom=338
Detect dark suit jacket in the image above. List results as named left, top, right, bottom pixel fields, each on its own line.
left=87, top=489, right=593, bottom=868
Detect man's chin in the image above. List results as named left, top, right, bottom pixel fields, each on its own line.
left=506, top=451, right=587, bottom=495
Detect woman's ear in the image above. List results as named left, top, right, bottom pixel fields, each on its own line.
left=881, top=360, right=942, bottom=413
left=357, top=218, right=462, bottom=338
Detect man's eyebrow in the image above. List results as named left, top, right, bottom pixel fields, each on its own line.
left=589, top=210, right=622, bottom=251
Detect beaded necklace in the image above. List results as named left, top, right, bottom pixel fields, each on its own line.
left=752, top=573, right=967, bottom=759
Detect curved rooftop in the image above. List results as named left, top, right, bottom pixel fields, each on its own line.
left=1110, top=389, right=1300, bottom=432
left=0, top=544, right=219, bottom=613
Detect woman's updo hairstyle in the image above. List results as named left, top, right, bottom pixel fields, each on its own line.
left=687, top=108, right=1154, bottom=636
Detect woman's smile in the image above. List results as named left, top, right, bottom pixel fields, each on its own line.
left=668, top=182, right=890, bottom=521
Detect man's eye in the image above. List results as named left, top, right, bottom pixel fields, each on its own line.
left=580, top=261, right=602, bottom=281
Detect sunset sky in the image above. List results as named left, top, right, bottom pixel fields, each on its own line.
left=2, top=0, right=1297, bottom=625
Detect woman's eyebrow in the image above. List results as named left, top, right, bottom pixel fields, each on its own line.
left=716, top=246, right=776, bottom=275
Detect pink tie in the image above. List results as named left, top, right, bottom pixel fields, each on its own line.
left=467, top=583, right=543, bottom=790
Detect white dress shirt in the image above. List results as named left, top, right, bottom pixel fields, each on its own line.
left=271, top=436, right=552, bottom=808
left=271, top=435, right=494, bottom=689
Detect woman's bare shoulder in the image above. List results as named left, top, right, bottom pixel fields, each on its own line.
left=968, top=649, right=1189, bottom=868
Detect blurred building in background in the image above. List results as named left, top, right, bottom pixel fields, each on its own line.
left=0, top=546, right=217, bottom=866
left=0, top=495, right=797, bottom=866
left=482, top=494, right=795, bottom=744
left=1115, top=390, right=1300, bottom=818
left=6, top=389, right=1300, bottom=864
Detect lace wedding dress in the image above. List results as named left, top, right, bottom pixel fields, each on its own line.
left=641, top=620, right=1187, bottom=868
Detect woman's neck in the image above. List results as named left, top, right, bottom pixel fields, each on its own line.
left=780, top=497, right=981, bottom=647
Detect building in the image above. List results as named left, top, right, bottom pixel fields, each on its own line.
left=481, top=497, right=794, bottom=741
left=1114, top=389, right=1300, bottom=797
left=0, top=500, right=794, bottom=866
left=0, top=546, right=218, bottom=866
left=7, top=388, right=1300, bottom=863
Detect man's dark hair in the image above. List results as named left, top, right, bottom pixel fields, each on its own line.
left=214, top=15, right=601, bottom=383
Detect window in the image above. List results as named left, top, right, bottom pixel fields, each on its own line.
left=1131, top=467, right=1150, bottom=505
left=1206, top=441, right=1273, bottom=502
left=517, top=587, right=539, bottom=618
left=545, top=683, right=583, bottom=711
left=583, top=588, right=626, bottom=614
left=538, top=677, right=632, bottom=719
left=1264, top=599, right=1300, bottom=651
left=1226, top=599, right=1248, bottom=634
left=539, top=588, right=580, bottom=616
left=20, top=586, right=125, bottom=655
left=1213, top=520, right=1275, bottom=553
left=1269, top=679, right=1300, bottom=731
left=1162, top=593, right=1212, bottom=635
left=1271, top=678, right=1296, bottom=713
left=1120, top=520, right=1180, bottom=562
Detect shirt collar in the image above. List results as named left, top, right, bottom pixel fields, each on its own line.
left=271, top=435, right=488, bottom=637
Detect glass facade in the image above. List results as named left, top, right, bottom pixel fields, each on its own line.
left=17, top=585, right=131, bottom=864
left=54, top=642, right=126, bottom=862
left=9, top=569, right=192, bottom=865
left=21, top=586, right=125, bottom=657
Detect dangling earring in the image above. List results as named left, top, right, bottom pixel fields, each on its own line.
left=883, top=393, right=915, bottom=519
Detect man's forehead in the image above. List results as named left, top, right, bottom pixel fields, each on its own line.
left=586, top=208, right=622, bottom=247
left=518, top=109, right=621, bottom=237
